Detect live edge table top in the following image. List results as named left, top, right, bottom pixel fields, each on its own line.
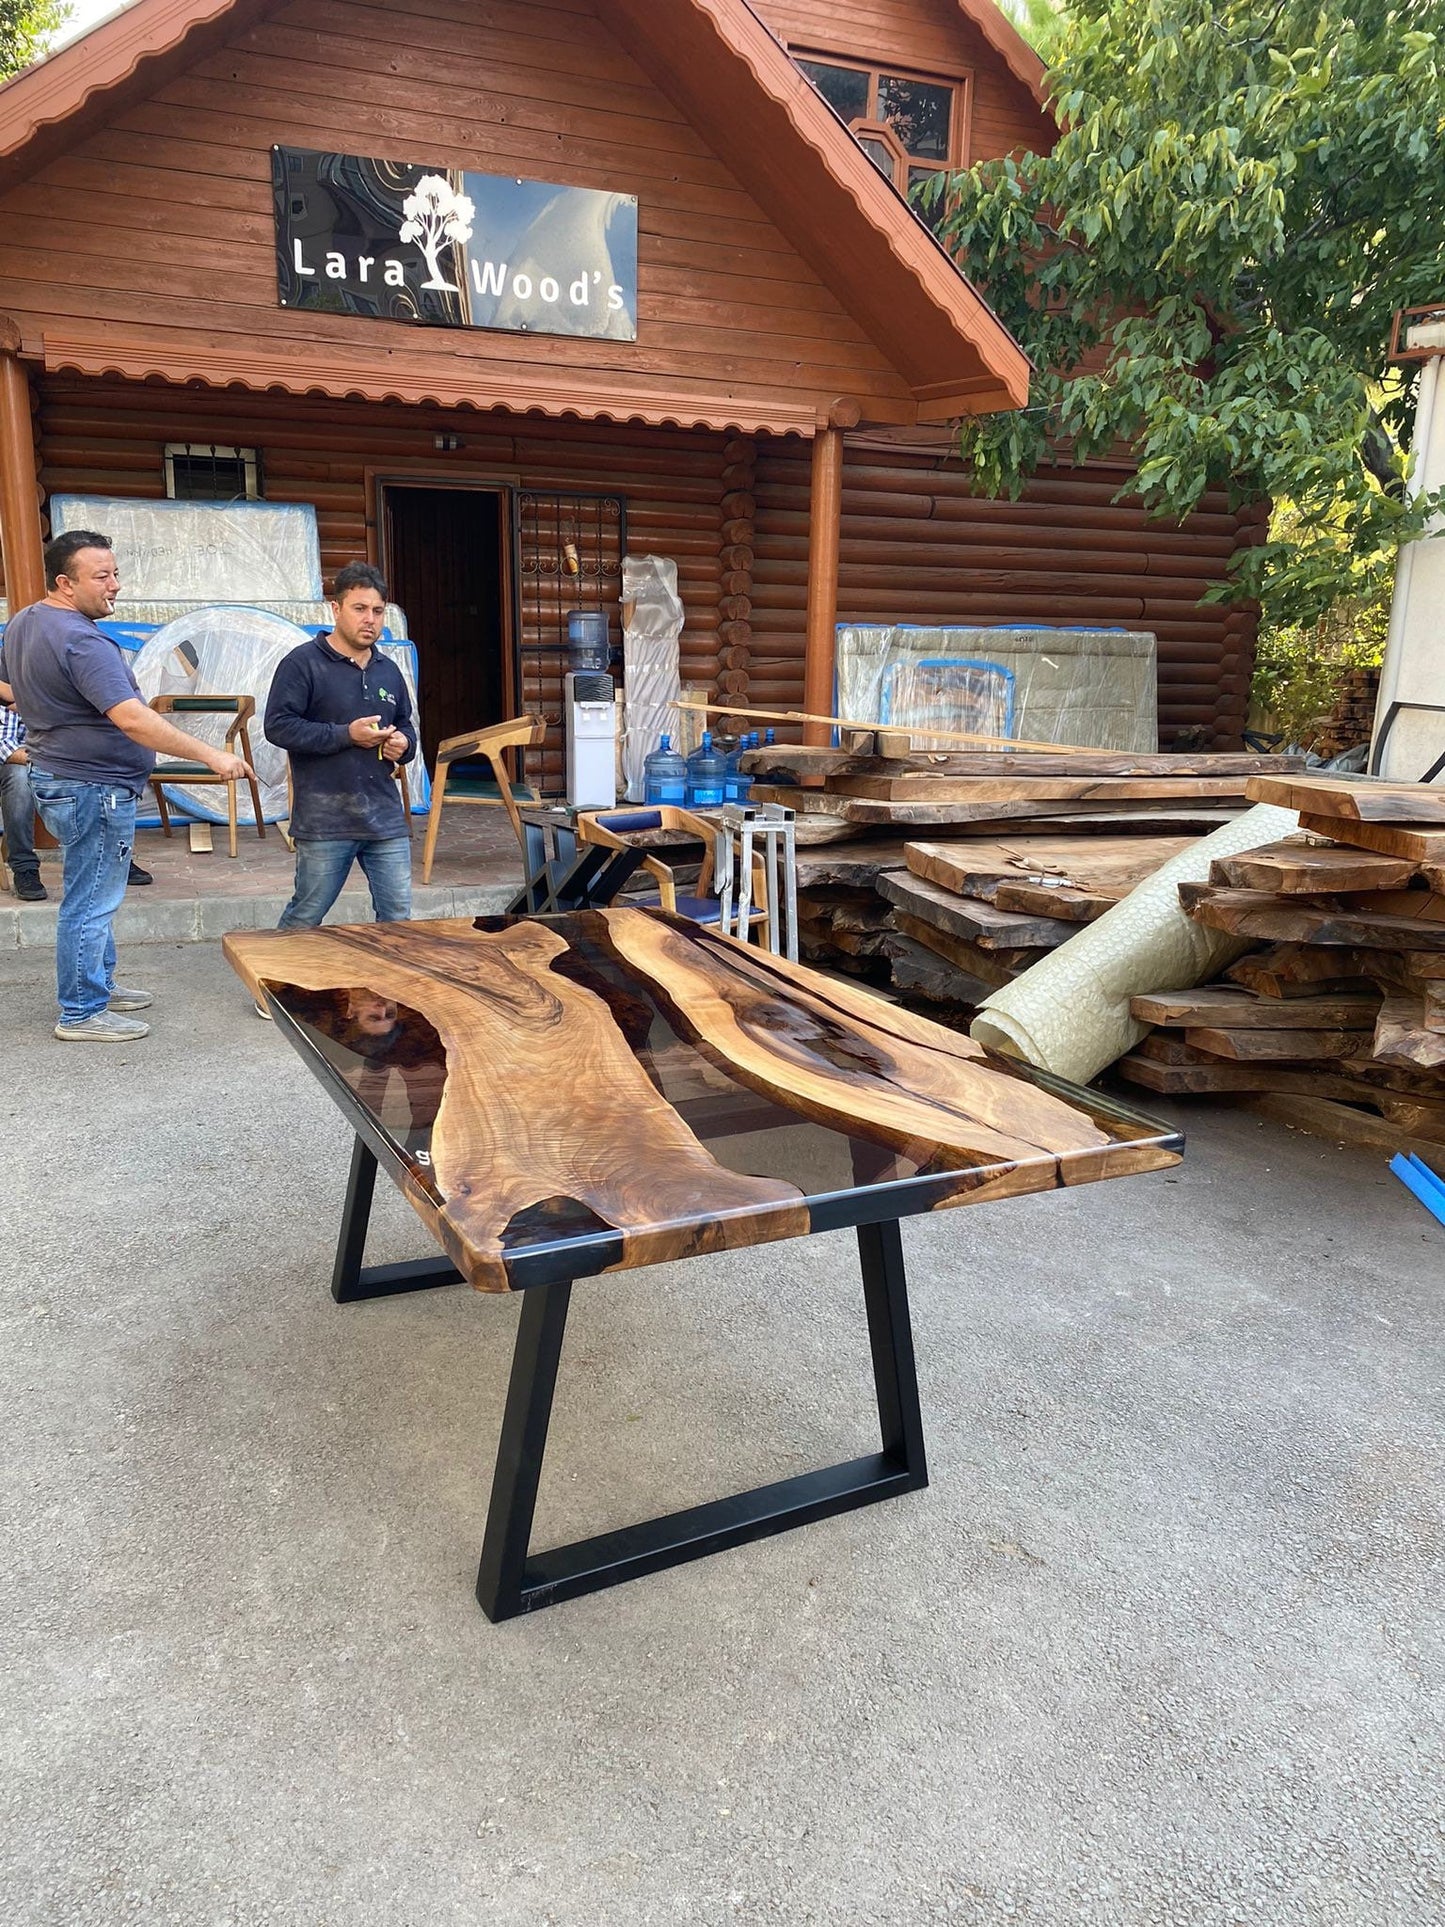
left=223, top=909, right=1181, bottom=1293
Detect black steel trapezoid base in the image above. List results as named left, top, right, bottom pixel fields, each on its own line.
left=474, top=1216, right=929, bottom=1621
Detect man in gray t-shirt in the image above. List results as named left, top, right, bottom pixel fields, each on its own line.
left=0, top=531, right=253, bottom=1042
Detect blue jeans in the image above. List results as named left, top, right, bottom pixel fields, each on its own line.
left=29, top=770, right=137, bottom=1024
left=279, top=836, right=412, bottom=929
left=1, top=757, right=38, bottom=873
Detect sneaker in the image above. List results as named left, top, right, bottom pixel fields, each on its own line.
left=127, top=861, right=153, bottom=886
left=253, top=998, right=274, bottom=1021
left=12, top=871, right=47, bottom=901
left=54, top=1011, right=151, bottom=1043
left=108, top=985, right=154, bottom=1011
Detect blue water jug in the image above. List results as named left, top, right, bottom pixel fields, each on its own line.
left=722, top=736, right=744, bottom=803
left=566, top=609, right=609, bottom=673
left=685, top=730, right=725, bottom=808
left=643, top=733, right=687, bottom=807
left=728, top=733, right=755, bottom=806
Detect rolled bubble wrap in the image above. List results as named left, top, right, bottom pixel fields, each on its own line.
left=969, top=803, right=1299, bottom=1085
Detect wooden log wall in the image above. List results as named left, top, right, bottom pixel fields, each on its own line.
left=744, top=440, right=1262, bottom=747
left=12, top=378, right=1263, bottom=756
left=713, top=434, right=756, bottom=716
left=25, top=375, right=730, bottom=781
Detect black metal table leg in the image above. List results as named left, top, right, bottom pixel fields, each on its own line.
left=474, top=1218, right=929, bottom=1621
left=330, top=1136, right=465, bottom=1303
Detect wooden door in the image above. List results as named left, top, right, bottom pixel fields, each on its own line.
left=384, top=485, right=509, bottom=765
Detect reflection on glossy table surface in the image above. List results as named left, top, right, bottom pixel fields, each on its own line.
left=224, top=908, right=1181, bottom=1291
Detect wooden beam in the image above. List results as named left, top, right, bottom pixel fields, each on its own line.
left=0, top=346, right=44, bottom=612
left=802, top=424, right=844, bottom=747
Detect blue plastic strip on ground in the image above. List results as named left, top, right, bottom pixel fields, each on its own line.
left=1389, top=1153, right=1445, bottom=1228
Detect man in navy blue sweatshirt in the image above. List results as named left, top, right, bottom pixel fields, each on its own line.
left=264, top=562, right=417, bottom=949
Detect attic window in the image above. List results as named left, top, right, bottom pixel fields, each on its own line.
left=164, top=443, right=262, bottom=502
left=795, top=55, right=964, bottom=232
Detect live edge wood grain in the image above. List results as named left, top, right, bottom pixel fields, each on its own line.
left=223, top=909, right=1178, bottom=1292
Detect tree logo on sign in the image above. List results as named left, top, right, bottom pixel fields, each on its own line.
left=398, top=175, right=475, bottom=293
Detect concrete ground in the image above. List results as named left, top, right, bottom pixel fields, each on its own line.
left=2, top=942, right=1443, bottom=1927
left=1, top=802, right=525, bottom=947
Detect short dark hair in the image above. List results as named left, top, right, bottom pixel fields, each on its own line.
left=45, top=530, right=113, bottom=589
left=333, top=561, right=387, bottom=602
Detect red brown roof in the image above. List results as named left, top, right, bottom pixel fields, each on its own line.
left=0, top=0, right=1031, bottom=430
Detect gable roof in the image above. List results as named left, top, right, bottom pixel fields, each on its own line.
left=952, top=0, right=1049, bottom=105
left=0, top=0, right=1030, bottom=428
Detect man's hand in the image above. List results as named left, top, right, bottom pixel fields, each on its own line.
left=5, top=747, right=27, bottom=766
left=380, top=729, right=409, bottom=763
left=348, top=715, right=385, bottom=747
left=207, top=749, right=256, bottom=782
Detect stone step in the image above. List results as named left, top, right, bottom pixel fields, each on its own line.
left=0, top=880, right=521, bottom=949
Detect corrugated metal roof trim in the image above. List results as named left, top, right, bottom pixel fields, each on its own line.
left=40, top=330, right=826, bottom=436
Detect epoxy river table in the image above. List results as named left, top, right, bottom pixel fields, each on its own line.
left=224, top=908, right=1181, bottom=1621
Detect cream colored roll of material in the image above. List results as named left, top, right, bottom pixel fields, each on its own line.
left=968, top=803, right=1299, bottom=1084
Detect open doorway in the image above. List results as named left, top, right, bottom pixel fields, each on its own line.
left=381, top=484, right=510, bottom=766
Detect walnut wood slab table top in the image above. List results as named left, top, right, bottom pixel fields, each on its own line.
left=224, top=908, right=1181, bottom=1621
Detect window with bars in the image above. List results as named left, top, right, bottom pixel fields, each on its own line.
left=794, top=55, right=963, bottom=233
left=163, top=443, right=262, bottom=502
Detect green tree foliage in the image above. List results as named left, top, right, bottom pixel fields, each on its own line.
left=1, top=0, right=70, bottom=78
left=921, top=0, right=1445, bottom=626
left=998, top=0, right=1071, bottom=59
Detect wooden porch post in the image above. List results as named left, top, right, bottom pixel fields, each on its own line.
left=0, top=334, right=44, bottom=614
left=802, top=421, right=845, bottom=746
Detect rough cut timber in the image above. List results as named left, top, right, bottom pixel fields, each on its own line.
left=1183, top=1027, right=1373, bottom=1063
left=836, top=796, right=1244, bottom=829
left=1296, top=813, right=1445, bottom=866
left=889, top=913, right=1046, bottom=989
left=1115, top=1056, right=1445, bottom=1121
left=991, top=881, right=1119, bottom=922
left=1246, top=775, right=1445, bottom=824
left=877, top=871, right=1079, bottom=950
left=906, top=835, right=1193, bottom=904
left=742, top=748, right=1305, bottom=782
left=1372, top=999, right=1445, bottom=1072
left=1208, top=839, right=1419, bottom=895
left=1226, top=946, right=1389, bottom=999
left=826, top=774, right=1253, bottom=804
left=1238, top=1094, right=1445, bottom=1165
left=1130, top=986, right=1382, bottom=1029
left=1179, top=884, right=1445, bottom=952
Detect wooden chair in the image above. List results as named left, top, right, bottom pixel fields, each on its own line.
left=576, top=806, right=769, bottom=935
left=148, top=694, right=264, bottom=859
left=421, top=715, right=545, bottom=884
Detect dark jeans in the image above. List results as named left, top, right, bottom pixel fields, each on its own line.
left=29, top=770, right=137, bottom=1024
left=0, top=757, right=38, bottom=876
left=279, top=835, right=412, bottom=929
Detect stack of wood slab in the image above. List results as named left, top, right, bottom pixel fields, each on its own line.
left=1117, top=773, right=1445, bottom=1157
left=746, top=741, right=1297, bottom=1003
left=872, top=834, right=1198, bottom=1006
left=743, top=742, right=1280, bottom=848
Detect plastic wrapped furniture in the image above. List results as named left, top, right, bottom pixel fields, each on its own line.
left=49, top=496, right=324, bottom=602
left=837, top=624, right=1157, bottom=751
left=619, top=556, right=685, bottom=801
left=130, top=608, right=428, bottom=826
left=878, top=657, right=1014, bottom=749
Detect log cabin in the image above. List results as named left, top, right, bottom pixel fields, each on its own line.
left=0, top=0, right=1261, bottom=778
